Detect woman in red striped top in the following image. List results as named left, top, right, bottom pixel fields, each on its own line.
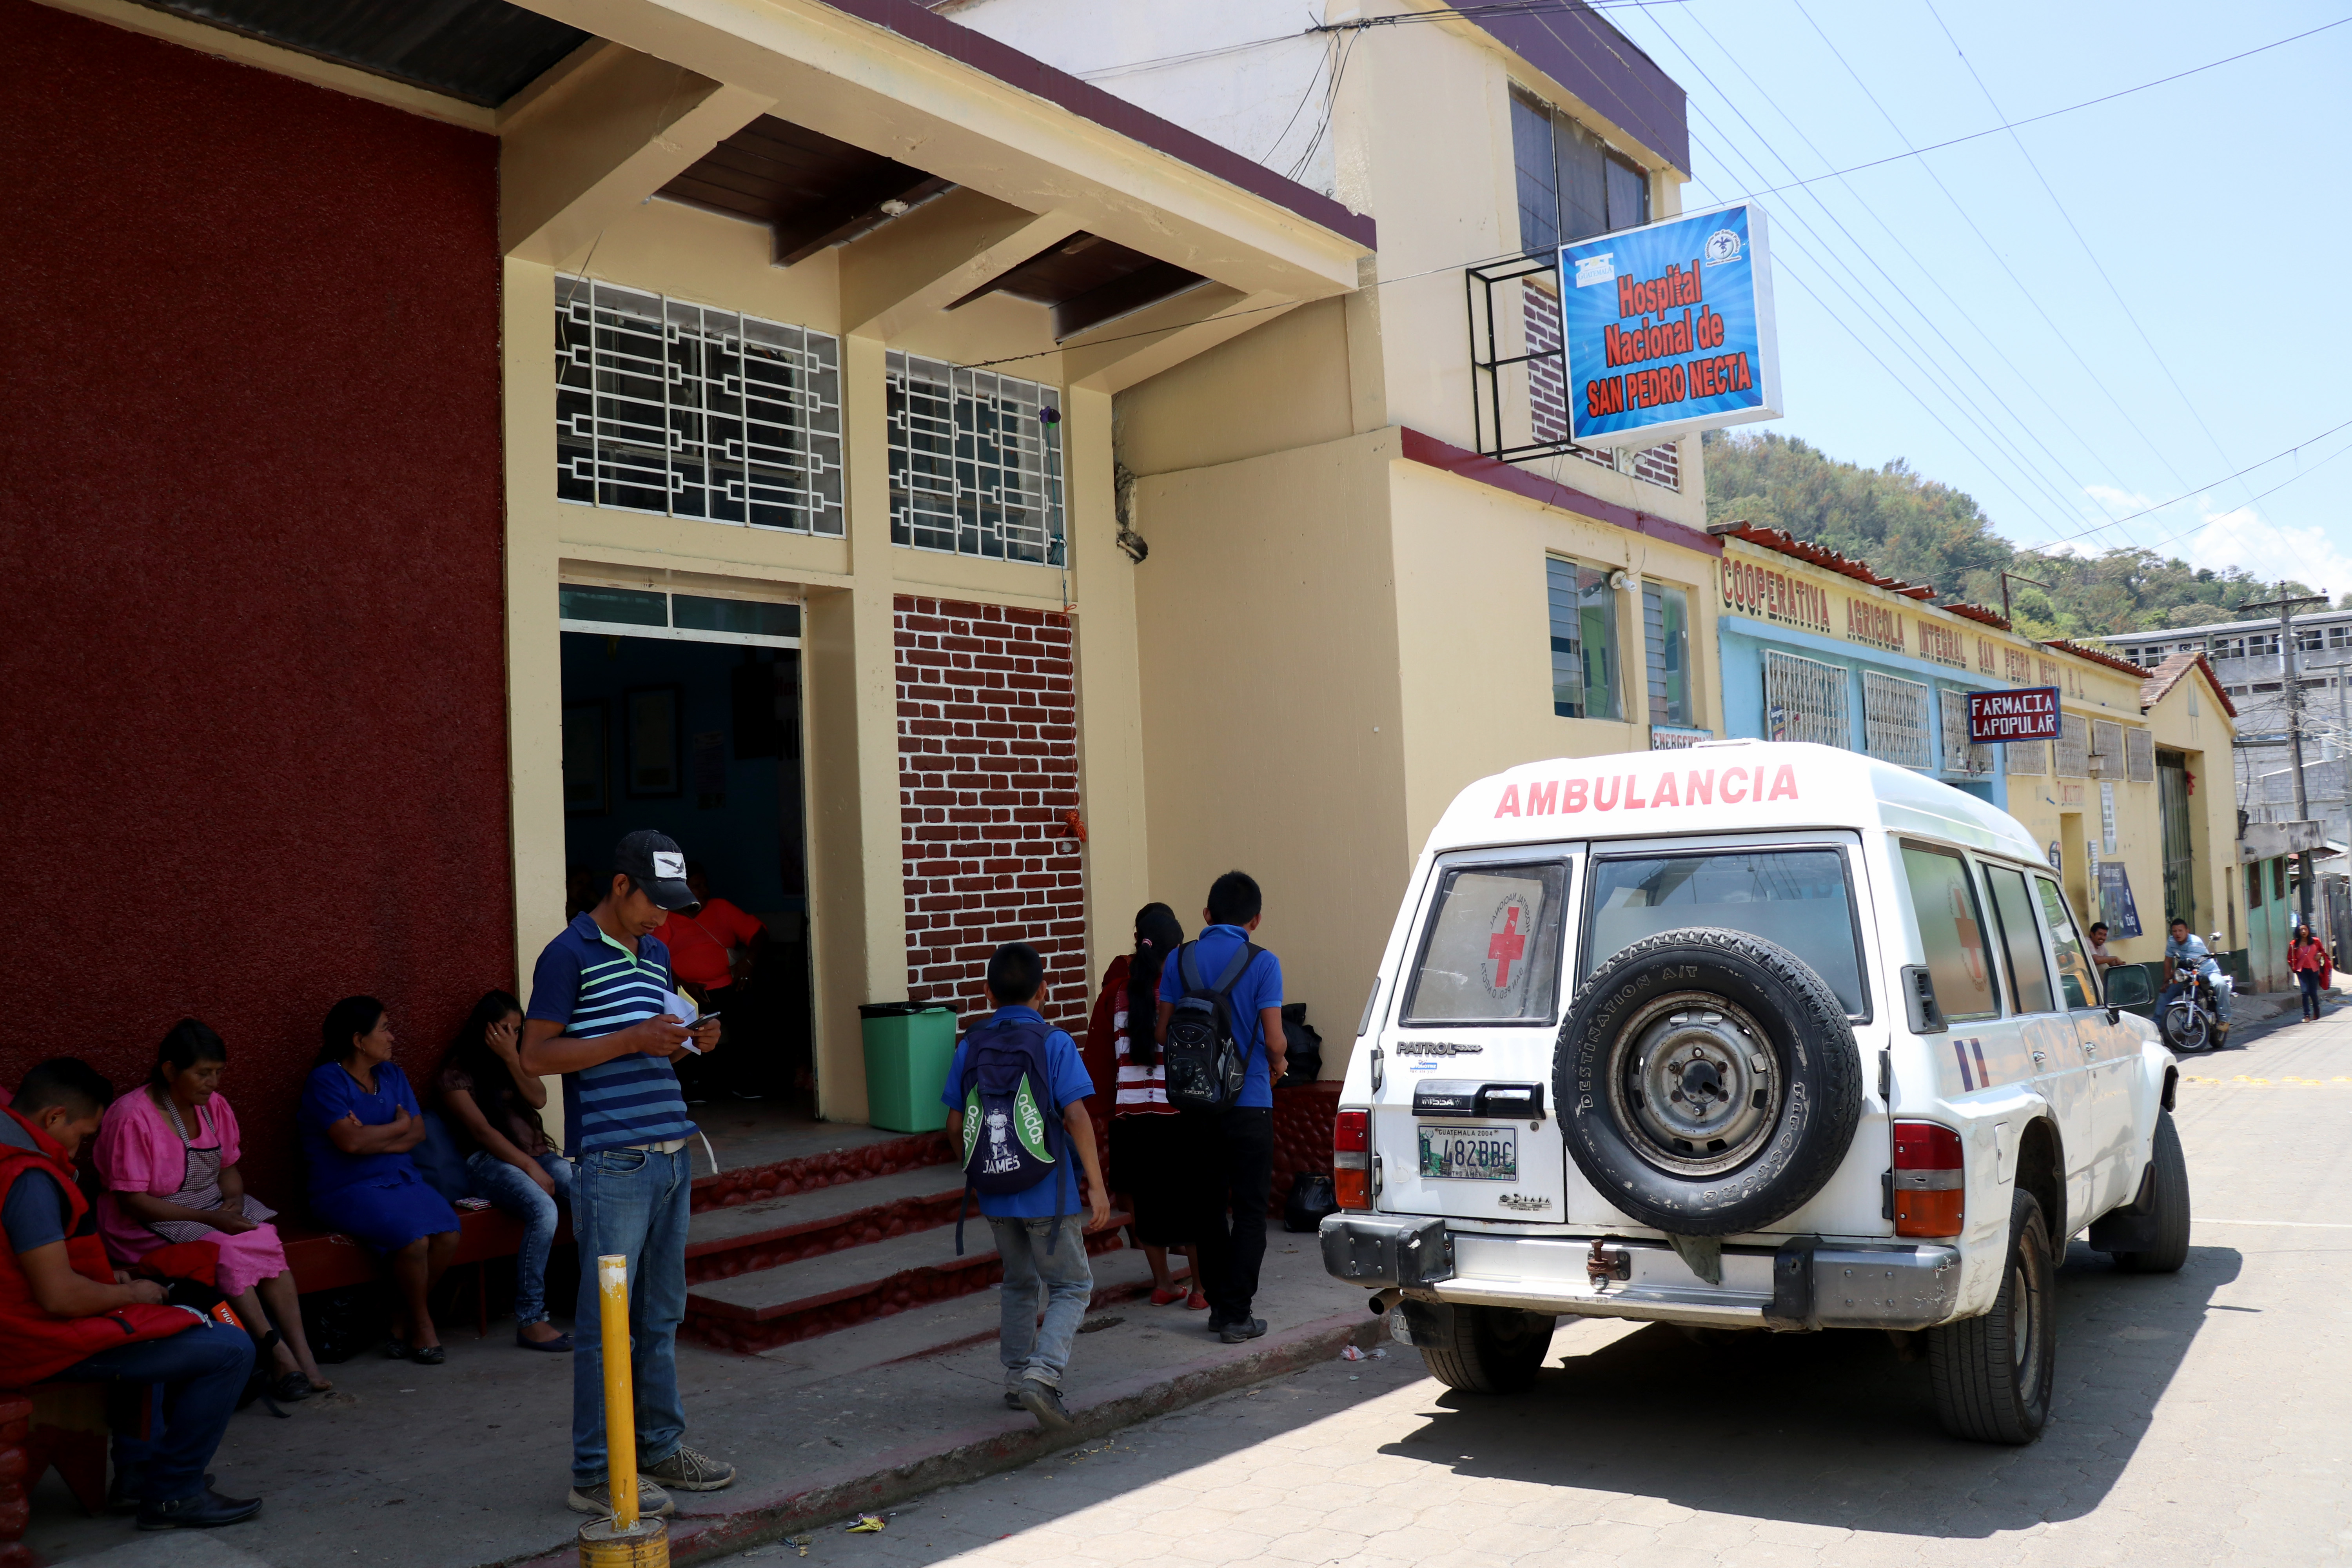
left=1089, top=904, right=1205, bottom=1309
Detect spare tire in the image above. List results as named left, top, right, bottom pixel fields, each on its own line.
left=1555, top=927, right=1862, bottom=1237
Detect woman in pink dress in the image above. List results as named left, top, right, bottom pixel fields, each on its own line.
left=96, top=1018, right=331, bottom=1400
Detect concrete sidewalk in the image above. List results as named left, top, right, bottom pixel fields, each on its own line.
left=23, top=1239, right=1381, bottom=1568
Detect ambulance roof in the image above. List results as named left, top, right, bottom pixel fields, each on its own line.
left=1425, top=740, right=2045, bottom=865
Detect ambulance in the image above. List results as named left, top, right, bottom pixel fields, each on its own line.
left=1319, top=740, right=2188, bottom=1444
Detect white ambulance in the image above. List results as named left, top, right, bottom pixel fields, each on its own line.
left=1320, top=740, right=2188, bottom=1444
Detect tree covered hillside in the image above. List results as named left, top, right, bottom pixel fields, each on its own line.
left=1699, top=429, right=2319, bottom=641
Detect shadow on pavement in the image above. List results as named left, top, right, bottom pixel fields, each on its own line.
left=1377, top=1240, right=2242, bottom=1538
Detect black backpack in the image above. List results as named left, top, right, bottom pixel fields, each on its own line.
left=1163, top=941, right=1261, bottom=1110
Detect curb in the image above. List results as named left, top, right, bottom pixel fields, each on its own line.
left=512, top=1310, right=1388, bottom=1568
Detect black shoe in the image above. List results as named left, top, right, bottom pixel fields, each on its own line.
left=138, top=1488, right=263, bottom=1530
left=109, top=1472, right=214, bottom=1515
left=1205, top=1313, right=1230, bottom=1334
left=409, top=1344, right=446, bottom=1366
left=1219, top=1317, right=1268, bottom=1345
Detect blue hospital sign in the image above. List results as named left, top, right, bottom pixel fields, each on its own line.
left=1560, top=204, right=1782, bottom=446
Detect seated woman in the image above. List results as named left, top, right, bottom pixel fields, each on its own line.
left=437, top=990, right=573, bottom=1351
left=298, top=996, right=461, bottom=1365
left=96, top=1019, right=332, bottom=1401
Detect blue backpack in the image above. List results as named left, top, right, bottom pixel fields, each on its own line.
left=953, top=1014, right=1071, bottom=1254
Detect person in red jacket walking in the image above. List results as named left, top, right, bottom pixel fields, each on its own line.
left=2, top=1058, right=259, bottom=1530
left=2290, top=924, right=2332, bottom=1022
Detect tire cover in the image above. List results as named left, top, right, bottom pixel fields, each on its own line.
left=1554, top=927, right=1863, bottom=1237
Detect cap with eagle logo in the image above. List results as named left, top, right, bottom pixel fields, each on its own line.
left=612, top=828, right=698, bottom=912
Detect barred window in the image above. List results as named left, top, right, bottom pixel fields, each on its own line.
left=1938, top=689, right=1994, bottom=776
left=2091, top=719, right=2124, bottom=777
left=1863, top=671, right=1932, bottom=768
left=1764, top=650, right=1848, bottom=748
left=556, top=277, right=842, bottom=534
left=2125, top=728, right=2157, bottom=783
left=2006, top=739, right=2049, bottom=775
left=2054, top=713, right=2089, bottom=778
left=886, top=352, right=1065, bottom=565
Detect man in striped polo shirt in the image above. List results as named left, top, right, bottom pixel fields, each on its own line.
left=521, top=830, right=732, bottom=1518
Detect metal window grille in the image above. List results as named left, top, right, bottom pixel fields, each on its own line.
left=556, top=277, right=842, bottom=534
left=885, top=352, right=1065, bottom=565
left=1938, top=689, right=1994, bottom=776
left=2006, top=739, right=2048, bottom=775
left=2091, top=719, right=2124, bottom=777
left=2055, top=713, right=2089, bottom=778
left=1763, top=650, right=1848, bottom=748
left=2126, top=728, right=2157, bottom=783
left=1863, top=671, right=1932, bottom=768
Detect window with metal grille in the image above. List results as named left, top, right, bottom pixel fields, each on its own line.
left=885, top=352, right=1065, bottom=565
left=1937, top=689, right=1994, bottom=775
left=1763, top=650, right=1848, bottom=748
left=2091, top=719, right=2124, bottom=777
left=1863, top=671, right=1931, bottom=768
left=2006, top=739, right=2049, bottom=775
left=2055, top=713, right=2089, bottom=777
left=556, top=277, right=842, bottom=534
left=2125, top=728, right=2157, bottom=783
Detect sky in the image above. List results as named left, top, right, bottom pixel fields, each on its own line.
left=1600, top=0, right=2352, bottom=596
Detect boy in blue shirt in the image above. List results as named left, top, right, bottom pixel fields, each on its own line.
left=1157, top=870, right=1286, bottom=1344
left=942, top=942, right=1109, bottom=1430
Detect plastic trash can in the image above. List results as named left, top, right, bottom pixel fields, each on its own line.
left=858, top=1002, right=960, bottom=1133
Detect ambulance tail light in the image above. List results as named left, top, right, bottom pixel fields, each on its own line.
left=1893, top=1121, right=1964, bottom=1238
left=1334, top=1109, right=1372, bottom=1210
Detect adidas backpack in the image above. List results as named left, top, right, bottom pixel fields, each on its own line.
left=953, top=1013, right=1071, bottom=1253
left=1162, top=940, right=1262, bottom=1111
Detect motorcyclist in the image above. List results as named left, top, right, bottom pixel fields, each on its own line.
left=2160, top=916, right=2232, bottom=1034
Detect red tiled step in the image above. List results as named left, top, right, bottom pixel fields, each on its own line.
left=691, top=1129, right=954, bottom=1215
left=682, top=1212, right=1131, bottom=1357
left=683, top=1167, right=968, bottom=1287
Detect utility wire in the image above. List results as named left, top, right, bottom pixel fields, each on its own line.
left=1919, top=0, right=2253, bottom=507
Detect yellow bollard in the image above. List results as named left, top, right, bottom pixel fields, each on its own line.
left=579, top=1253, right=668, bottom=1568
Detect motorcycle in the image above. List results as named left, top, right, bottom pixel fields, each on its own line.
left=2162, top=962, right=2232, bottom=1054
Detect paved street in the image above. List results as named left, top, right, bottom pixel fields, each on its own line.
left=741, top=1010, right=2352, bottom=1568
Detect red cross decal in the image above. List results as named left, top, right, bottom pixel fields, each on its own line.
left=1489, top=905, right=1527, bottom=988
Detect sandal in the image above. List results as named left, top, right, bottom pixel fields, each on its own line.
left=385, top=1336, right=410, bottom=1361
left=270, top=1370, right=315, bottom=1403
left=1186, top=1291, right=1209, bottom=1311
left=410, top=1344, right=446, bottom=1366
left=1149, top=1286, right=1184, bottom=1306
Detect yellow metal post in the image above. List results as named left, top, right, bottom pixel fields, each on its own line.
left=579, top=1251, right=668, bottom=1566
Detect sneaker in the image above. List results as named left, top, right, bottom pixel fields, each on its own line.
left=137, top=1488, right=263, bottom=1530
left=567, top=1477, right=674, bottom=1517
left=1016, top=1378, right=1074, bottom=1432
left=1220, top=1317, right=1268, bottom=1345
left=1003, top=1388, right=1025, bottom=1410
left=644, top=1445, right=737, bottom=1492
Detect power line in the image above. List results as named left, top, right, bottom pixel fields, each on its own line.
left=1918, top=0, right=2253, bottom=508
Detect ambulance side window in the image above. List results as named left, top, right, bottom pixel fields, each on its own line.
left=1981, top=863, right=2056, bottom=1014
left=1897, top=844, right=2000, bottom=1022
left=1399, top=862, right=1570, bottom=1025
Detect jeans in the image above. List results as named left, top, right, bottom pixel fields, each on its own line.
left=1185, top=1106, right=1274, bottom=1322
left=570, top=1144, right=691, bottom=1486
left=468, top=1149, right=573, bottom=1325
left=990, top=1215, right=1093, bottom=1390
left=2299, top=969, right=2324, bottom=1018
left=59, top=1321, right=254, bottom=1504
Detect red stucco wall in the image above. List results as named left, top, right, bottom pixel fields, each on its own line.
left=0, top=3, right=510, bottom=1202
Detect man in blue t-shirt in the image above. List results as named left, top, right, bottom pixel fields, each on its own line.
left=520, top=830, right=727, bottom=1519
left=2161, top=916, right=2232, bottom=1024
left=1157, top=870, right=1286, bottom=1344
left=941, top=942, right=1108, bottom=1430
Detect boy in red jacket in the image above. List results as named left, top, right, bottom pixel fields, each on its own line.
left=2, top=1058, right=259, bottom=1529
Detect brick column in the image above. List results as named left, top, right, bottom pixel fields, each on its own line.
left=896, top=596, right=1087, bottom=1034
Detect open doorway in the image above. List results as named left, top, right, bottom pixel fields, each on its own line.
left=558, top=583, right=813, bottom=1113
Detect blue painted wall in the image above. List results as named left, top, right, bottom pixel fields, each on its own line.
left=1716, top=614, right=2007, bottom=809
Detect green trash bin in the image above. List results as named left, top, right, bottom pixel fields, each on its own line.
left=859, top=1002, right=960, bottom=1133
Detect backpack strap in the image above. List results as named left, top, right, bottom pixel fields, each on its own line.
left=1178, top=941, right=1205, bottom=996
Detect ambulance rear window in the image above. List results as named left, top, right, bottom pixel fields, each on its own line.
left=1583, top=849, right=1867, bottom=1016
left=1399, top=862, right=1570, bottom=1026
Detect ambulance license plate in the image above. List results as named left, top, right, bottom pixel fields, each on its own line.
left=1418, top=1125, right=1518, bottom=1181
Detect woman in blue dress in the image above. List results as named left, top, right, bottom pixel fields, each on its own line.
left=298, top=995, right=462, bottom=1365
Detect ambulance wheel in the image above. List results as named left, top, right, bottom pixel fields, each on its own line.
left=1415, top=1305, right=1556, bottom=1395
left=2110, top=1112, right=2191, bottom=1275
left=1553, top=927, right=1862, bottom=1238
left=1929, top=1189, right=2054, bottom=1444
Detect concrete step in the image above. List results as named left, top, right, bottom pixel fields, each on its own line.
left=684, top=1165, right=968, bottom=1287
left=684, top=1208, right=1133, bottom=1356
